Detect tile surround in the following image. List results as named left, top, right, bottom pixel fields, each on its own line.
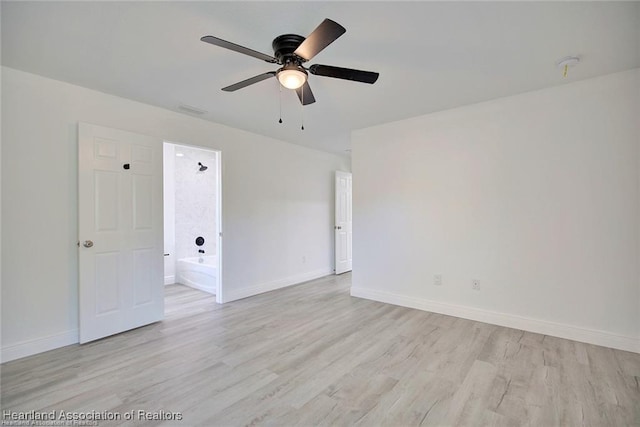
left=173, top=145, right=218, bottom=260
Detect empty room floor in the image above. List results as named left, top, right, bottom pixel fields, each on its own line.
left=2, top=274, right=639, bottom=426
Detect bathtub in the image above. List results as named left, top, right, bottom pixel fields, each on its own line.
left=176, top=255, right=217, bottom=295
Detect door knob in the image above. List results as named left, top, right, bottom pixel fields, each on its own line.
left=83, top=240, right=94, bottom=248
left=335, top=226, right=342, bottom=230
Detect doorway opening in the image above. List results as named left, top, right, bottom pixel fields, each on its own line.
left=163, top=142, right=223, bottom=304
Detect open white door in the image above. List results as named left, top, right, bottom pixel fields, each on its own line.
left=78, top=123, right=164, bottom=344
left=335, top=171, right=352, bottom=274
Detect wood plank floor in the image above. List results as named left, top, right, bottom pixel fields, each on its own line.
left=2, top=273, right=639, bottom=426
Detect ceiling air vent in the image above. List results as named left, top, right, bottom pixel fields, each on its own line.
left=178, top=104, right=207, bottom=115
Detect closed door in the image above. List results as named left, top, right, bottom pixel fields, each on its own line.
left=335, top=171, right=352, bottom=274
left=78, top=123, right=164, bottom=343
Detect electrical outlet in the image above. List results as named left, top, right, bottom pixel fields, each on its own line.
left=302, top=256, right=307, bottom=264
left=472, top=280, right=480, bottom=291
left=434, top=274, right=442, bottom=286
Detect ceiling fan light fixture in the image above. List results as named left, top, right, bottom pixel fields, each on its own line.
left=277, top=65, right=307, bottom=89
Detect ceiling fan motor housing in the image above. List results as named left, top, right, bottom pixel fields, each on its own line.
left=272, top=34, right=306, bottom=64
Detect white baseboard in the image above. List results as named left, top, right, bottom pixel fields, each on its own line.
left=223, top=269, right=333, bottom=303
left=350, top=287, right=640, bottom=354
left=164, top=275, right=175, bottom=285
left=1, top=329, right=79, bottom=363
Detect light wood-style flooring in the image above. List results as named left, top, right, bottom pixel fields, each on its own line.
left=2, top=273, right=639, bottom=426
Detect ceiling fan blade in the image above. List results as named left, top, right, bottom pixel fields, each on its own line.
left=294, top=19, right=346, bottom=61
left=309, top=64, right=379, bottom=84
left=201, top=35, right=277, bottom=63
left=295, top=81, right=316, bottom=105
left=222, top=72, right=276, bottom=92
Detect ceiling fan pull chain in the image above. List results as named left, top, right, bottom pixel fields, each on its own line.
left=301, top=85, right=305, bottom=130
left=278, top=83, right=283, bottom=124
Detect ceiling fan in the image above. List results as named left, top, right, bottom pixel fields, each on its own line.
left=201, top=18, right=379, bottom=106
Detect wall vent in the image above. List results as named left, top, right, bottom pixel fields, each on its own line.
left=178, top=104, right=207, bottom=115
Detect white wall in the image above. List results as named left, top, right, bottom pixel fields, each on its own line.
left=1, top=67, right=349, bottom=362
left=0, top=64, right=3, bottom=356
left=352, top=69, right=640, bottom=353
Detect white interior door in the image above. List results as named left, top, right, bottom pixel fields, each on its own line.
left=78, top=123, right=164, bottom=344
left=335, top=171, right=352, bottom=274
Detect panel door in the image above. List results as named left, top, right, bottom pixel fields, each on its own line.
left=78, top=123, right=163, bottom=343
left=335, top=171, right=352, bottom=274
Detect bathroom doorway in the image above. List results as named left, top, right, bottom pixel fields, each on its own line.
left=163, top=142, right=222, bottom=303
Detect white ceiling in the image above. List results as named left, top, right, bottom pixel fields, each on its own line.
left=2, top=1, right=639, bottom=154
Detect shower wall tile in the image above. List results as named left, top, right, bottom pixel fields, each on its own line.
left=174, top=145, right=217, bottom=260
